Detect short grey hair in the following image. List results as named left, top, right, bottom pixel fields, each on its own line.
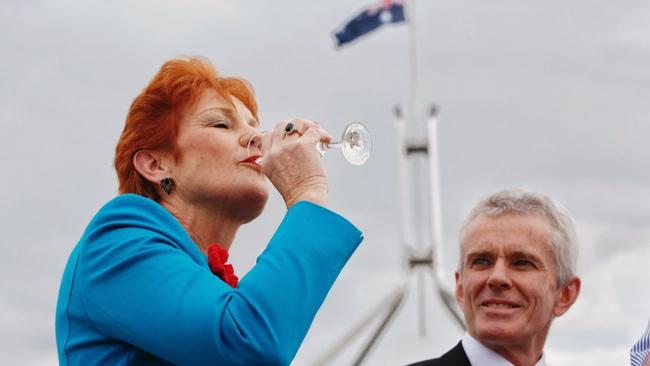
left=458, top=189, right=578, bottom=286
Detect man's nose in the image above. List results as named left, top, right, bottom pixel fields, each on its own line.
left=486, top=260, right=512, bottom=290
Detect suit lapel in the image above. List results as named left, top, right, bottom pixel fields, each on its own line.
left=439, top=341, right=472, bottom=366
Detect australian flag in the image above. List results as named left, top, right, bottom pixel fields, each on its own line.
left=333, top=0, right=406, bottom=48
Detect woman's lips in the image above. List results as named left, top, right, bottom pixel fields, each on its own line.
left=241, top=155, right=262, bottom=164
left=239, top=155, right=263, bottom=172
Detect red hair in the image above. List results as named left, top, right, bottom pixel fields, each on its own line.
left=114, top=56, right=258, bottom=201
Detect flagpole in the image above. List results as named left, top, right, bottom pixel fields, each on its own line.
left=312, top=3, right=466, bottom=364
left=407, top=0, right=418, bottom=136
left=406, top=0, right=425, bottom=256
left=406, top=0, right=429, bottom=338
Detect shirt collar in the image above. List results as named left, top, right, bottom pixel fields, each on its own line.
left=462, top=332, right=546, bottom=366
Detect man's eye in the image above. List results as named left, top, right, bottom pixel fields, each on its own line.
left=513, top=259, right=533, bottom=267
left=471, top=258, right=490, bottom=266
left=212, top=122, right=228, bottom=129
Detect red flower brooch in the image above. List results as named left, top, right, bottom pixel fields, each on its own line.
left=207, top=244, right=239, bottom=288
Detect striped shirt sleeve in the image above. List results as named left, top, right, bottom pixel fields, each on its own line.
left=631, top=319, right=650, bottom=366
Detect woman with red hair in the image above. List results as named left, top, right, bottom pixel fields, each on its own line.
left=55, top=56, right=363, bottom=365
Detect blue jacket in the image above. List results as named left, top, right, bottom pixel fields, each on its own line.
left=56, top=194, right=363, bottom=365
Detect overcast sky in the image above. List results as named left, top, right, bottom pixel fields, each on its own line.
left=1, top=1, right=649, bottom=365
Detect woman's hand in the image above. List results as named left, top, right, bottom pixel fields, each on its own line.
left=260, top=119, right=332, bottom=208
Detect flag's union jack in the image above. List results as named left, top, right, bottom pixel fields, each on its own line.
left=333, top=0, right=406, bottom=47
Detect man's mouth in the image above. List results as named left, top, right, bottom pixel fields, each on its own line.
left=480, top=300, right=521, bottom=309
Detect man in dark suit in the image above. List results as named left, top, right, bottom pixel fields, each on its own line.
left=409, top=189, right=581, bottom=366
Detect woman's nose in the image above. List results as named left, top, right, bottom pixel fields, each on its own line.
left=243, top=132, right=264, bottom=154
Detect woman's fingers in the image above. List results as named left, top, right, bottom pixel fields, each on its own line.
left=265, top=118, right=331, bottom=153
left=282, top=118, right=333, bottom=146
left=261, top=118, right=331, bottom=208
left=301, top=124, right=332, bottom=146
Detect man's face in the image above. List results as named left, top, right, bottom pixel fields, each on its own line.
left=455, top=214, right=579, bottom=350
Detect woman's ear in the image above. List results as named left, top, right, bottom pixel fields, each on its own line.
left=133, top=150, right=170, bottom=185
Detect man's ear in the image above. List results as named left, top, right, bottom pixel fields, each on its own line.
left=133, top=150, right=170, bottom=185
left=553, top=276, right=581, bottom=317
left=455, top=271, right=464, bottom=307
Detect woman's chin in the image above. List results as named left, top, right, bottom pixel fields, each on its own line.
left=236, top=188, right=269, bottom=223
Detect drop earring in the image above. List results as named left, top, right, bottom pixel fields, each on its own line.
left=160, top=177, right=176, bottom=195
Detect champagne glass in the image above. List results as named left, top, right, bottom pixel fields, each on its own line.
left=248, top=122, right=372, bottom=165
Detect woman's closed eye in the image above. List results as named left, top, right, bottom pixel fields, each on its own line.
left=208, top=120, right=229, bottom=129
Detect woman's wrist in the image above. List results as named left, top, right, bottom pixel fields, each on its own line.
left=284, top=188, right=328, bottom=208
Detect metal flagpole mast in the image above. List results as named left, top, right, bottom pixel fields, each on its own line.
left=405, top=0, right=428, bottom=338
left=427, top=106, right=466, bottom=327
left=405, top=0, right=464, bottom=331
left=407, top=0, right=418, bottom=137
left=427, top=106, right=443, bottom=279
left=312, top=1, right=465, bottom=364
left=311, top=107, right=465, bottom=365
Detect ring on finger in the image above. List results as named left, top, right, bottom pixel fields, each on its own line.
left=284, top=121, right=301, bottom=138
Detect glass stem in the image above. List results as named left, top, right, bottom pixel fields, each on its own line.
left=327, top=141, right=342, bottom=149
left=317, top=140, right=341, bottom=157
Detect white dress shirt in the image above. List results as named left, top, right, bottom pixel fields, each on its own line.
left=462, top=332, right=546, bottom=366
